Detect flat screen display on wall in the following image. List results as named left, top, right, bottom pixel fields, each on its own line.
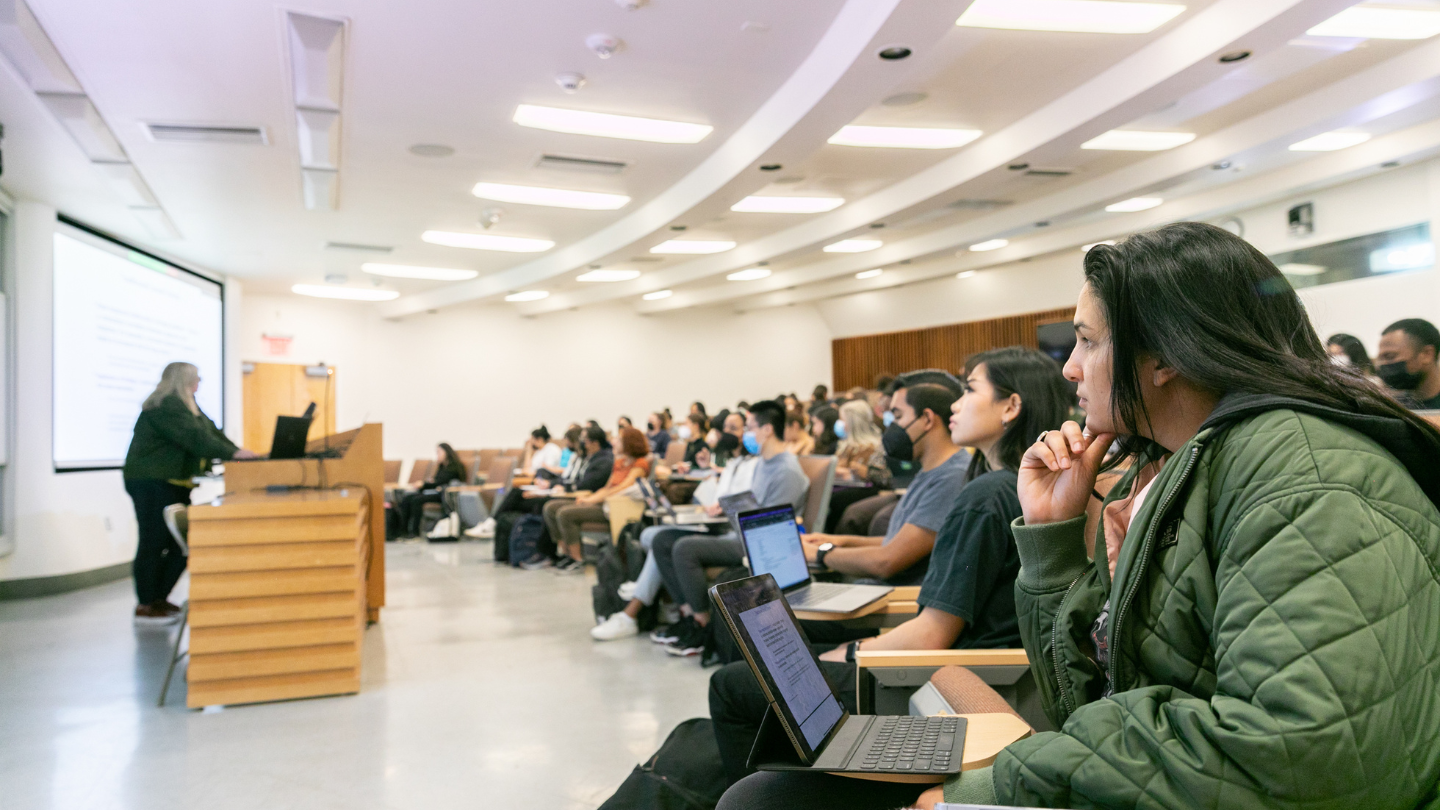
left=52, top=221, right=223, bottom=471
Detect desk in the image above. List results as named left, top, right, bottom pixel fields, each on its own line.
left=185, top=489, right=369, bottom=708
left=839, top=712, right=1032, bottom=783
left=791, top=585, right=920, bottom=625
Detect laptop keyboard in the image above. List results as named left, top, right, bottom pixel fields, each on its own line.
left=860, top=716, right=960, bottom=772
left=786, top=582, right=851, bottom=607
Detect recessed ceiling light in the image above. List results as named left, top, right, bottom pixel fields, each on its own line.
left=472, top=181, right=630, bottom=210
left=969, top=238, right=1009, bottom=251
left=577, top=268, right=641, bottom=282
left=512, top=104, right=712, bottom=143
left=361, top=263, right=479, bottom=281
left=828, top=126, right=983, bottom=149
left=409, top=143, right=454, bottom=157
left=1081, top=130, right=1196, bottom=151
left=504, top=290, right=550, bottom=302
left=1307, top=6, right=1440, bottom=40
left=855, top=268, right=883, bottom=279
left=422, top=230, right=555, bottom=252
left=824, top=239, right=883, bottom=253
left=650, top=239, right=736, bottom=254
left=292, top=284, right=400, bottom=301
left=1289, top=131, right=1371, bottom=152
left=957, top=270, right=978, bottom=279
left=957, top=0, right=1185, bottom=34
left=1279, top=263, right=1327, bottom=276
left=642, top=289, right=674, bottom=300
left=1105, top=197, right=1163, bottom=212
left=731, top=196, right=845, bottom=213
left=1082, top=240, right=1117, bottom=252
left=727, top=267, right=772, bottom=281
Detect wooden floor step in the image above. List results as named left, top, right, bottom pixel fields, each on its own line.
left=186, top=668, right=360, bottom=709
left=188, top=617, right=360, bottom=655
left=188, top=643, right=359, bottom=682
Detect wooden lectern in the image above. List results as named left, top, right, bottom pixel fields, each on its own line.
left=223, top=423, right=387, bottom=621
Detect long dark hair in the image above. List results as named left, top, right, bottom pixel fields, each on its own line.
left=437, top=442, right=465, bottom=478
left=812, top=406, right=840, bottom=455
left=964, top=347, right=1075, bottom=481
left=1084, top=221, right=1440, bottom=463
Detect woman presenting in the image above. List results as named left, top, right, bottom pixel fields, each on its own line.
left=123, top=362, right=256, bottom=624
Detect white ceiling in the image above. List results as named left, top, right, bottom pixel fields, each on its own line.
left=1, top=0, right=1439, bottom=314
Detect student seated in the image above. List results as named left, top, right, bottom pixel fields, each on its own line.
left=800, top=373, right=969, bottom=584
left=824, top=399, right=889, bottom=533
left=394, top=443, right=468, bottom=538
left=710, top=346, right=1075, bottom=793
left=1325, top=332, right=1376, bottom=376
left=809, top=405, right=840, bottom=455
left=492, top=426, right=584, bottom=552
left=646, top=411, right=671, bottom=458
left=649, top=400, right=810, bottom=657
left=531, top=427, right=615, bottom=568
left=519, top=425, right=564, bottom=478
left=542, top=427, right=651, bottom=572
left=1376, top=317, right=1440, bottom=410
left=782, top=410, right=815, bottom=456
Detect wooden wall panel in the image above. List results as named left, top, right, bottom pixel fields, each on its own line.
left=831, top=307, right=1076, bottom=391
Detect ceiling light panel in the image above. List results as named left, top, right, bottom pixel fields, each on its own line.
left=576, top=268, right=641, bottom=282
left=824, top=239, right=883, bottom=253
left=472, top=181, right=630, bottom=210
left=1083, top=240, right=1117, bottom=251
left=513, top=104, right=712, bottom=144
left=422, top=231, right=555, bottom=253
left=828, top=126, right=983, bottom=149
left=1289, top=131, right=1370, bottom=151
left=649, top=240, right=735, bottom=254
left=969, top=238, right=1009, bottom=251
left=956, top=0, right=1186, bottom=34
left=1105, top=197, right=1163, bottom=212
left=1306, top=6, right=1440, bottom=40
left=361, top=263, right=478, bottom=281
left=505, top=290, right=549, bottom=302
left=855, top=269, right=883, bottom=279
left=957, top=270, right=978, bottom=279
left=727, top=268, right=772, bottom=281
left=642, top=289, right=673, bottom=300
left=1081, top=130, right=1196, bottom=151
left=731, top=196, right=845, bottom=213
left=293, top=284, right=399, bottom=301
left=1279, top=263, right=1327, bottom=275
left=39, top=93, right=126, bottom=161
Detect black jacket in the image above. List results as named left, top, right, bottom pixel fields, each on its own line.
left=569, top=448, right=615, bottom=493
left=123, top=394, right=238, bottom=481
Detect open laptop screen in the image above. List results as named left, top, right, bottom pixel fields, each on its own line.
left=732, top=583, right=844, bottom=749
left=738, top=507, right=810, bottom=590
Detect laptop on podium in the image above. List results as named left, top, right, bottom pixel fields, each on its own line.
left=268, top=402, right=315, bottom=459
left=736, top=505, right=890, bottom=613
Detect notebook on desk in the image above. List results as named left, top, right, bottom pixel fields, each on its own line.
left=737, top=505, right=890, bottom=614
left=711, top=574, right=966, bottom=777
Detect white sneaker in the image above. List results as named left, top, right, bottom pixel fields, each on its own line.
left=465, top=517, right=496, bottom=539
left=590, top=611, right=638, bottom=641
left=617, top=581, right=637, bottom=601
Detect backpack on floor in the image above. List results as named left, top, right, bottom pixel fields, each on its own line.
left=702, top=565, right=751, bottom=667
left=494, top=511, right=518, bottom=563
left=508, top=514, right=545, bottom=566
left=592, top=543, right=628, bottom=619
left=597, top=718, right=727, bottom=810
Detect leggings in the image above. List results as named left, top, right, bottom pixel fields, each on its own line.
left=632, top=525, right=705, bottom=604
left=125, top=479, right=192, bottom=606
left=652, top=531, right=744, bottom=613
left=396, top=489, right=445, bottom=535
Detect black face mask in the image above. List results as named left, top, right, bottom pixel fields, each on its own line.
left=1378, top=361, right=1424, bottom=391
left=882, top=421, right=916, bottom=463
left=716, top=433, right=741, bottom=454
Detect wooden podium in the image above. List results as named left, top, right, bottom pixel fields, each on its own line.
left=223, top=423, right=386, bottom=621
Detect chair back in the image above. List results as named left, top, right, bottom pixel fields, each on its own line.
left=162, top=503, right=189, bottom=556
left=796, top=455, right=837, bottom=532
left=486, top=456, right=517, bottom=491
left=383, top=460, right=402, bottom=485
left=408, top=459, right=435, bottom=485
left=663, top=441, right=686, bottom=466
left=454, top=450, right=480, bottom=483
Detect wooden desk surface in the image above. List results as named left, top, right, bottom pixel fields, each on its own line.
left=839, top=712, right=1032, bottom=784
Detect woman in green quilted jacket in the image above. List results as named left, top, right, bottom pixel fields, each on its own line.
left=930, top=222, right=1440, bottom=809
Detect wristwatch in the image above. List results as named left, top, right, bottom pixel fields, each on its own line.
left=815, top=542, right=835, bottom=569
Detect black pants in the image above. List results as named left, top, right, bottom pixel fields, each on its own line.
left=125, top=479, right=191, bottom=606
left=825, top=485, right=882, bottom=533
left=397, top=489, right=444, bottom=535
left=709, top=653, right=858, bottom=786
left=716, top=770, right=926, bottom=810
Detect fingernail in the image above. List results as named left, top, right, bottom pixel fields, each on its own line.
left=1073, top=442, right=1083, bottom=452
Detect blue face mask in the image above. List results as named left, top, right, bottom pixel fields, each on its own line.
left=882, top=411, right=896, bottom=427
left=833, top=420, right=847, bottom=439
left=560, top=448, right=573, bottom=467
left=742, top=430, right=761, bottom=455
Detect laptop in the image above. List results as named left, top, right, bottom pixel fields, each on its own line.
left=635, top=479, right=719, bottom=525
left=710, top=574, right=967, bottom=776
left=717, top=491, right=760, bottom=532
left=736, top=505, right=891, bottom=613
left=268, top=414, right=313, bottom=459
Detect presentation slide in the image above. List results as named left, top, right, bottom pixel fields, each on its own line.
left=53, top=225, right=223, bottom=470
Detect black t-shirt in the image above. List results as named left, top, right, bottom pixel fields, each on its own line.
left=915, top=468, right=1023, bottom=649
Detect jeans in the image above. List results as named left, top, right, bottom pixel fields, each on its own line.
left=652, top=531, right=744, bottom=612
left=124, top=479, right=192, bottom=606
left=633, top=525, right=704, bottom=605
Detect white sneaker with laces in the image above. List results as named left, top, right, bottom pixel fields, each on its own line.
left=617, top=581, right=637, bottom=601
left=465, top=517, right=496, bottom=539
left=590, top=611, right=638, bottom=641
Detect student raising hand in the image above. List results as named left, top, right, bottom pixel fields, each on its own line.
left=1017, top=420, right=1112, bottom=525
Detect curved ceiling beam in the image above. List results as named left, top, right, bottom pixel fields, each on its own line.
left=739, top=116, right=1440, bottom=311
left=523, top=0, right=1356, bottom=316
left=380, top=0, right=971, bottom=318
left=639, top=34, right=1440, bottom=311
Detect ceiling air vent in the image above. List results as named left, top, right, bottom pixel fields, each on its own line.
left=145, top=123, right=268, bottom=144
left=324, top=241, right=392, bottom=253
left=1022, top=167, right=1073, bottom=178
left=536, top=153, right=628, bottom=174
left=948, top=199, right=1013, bottom=211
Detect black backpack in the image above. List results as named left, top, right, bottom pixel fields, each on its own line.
left=507, top=514, right=546, bottom=566
left=597, top=718, right=728, bottom=810
left=592, top=522, right=660, bottom=630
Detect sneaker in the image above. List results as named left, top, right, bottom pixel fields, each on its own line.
left=519, top=555, right=553, bottom=571
left=465, top=517, right=496, bottom=539
left=650, top=616, right=691, bottom=645
left=665, top=620, right=708, bottom=657
left=134, top=604, right=180, bottom=626
left=554, top=557, right=577, bottom=571
left=617, top=581, right=638, bottom=601
left=590, top=611, right=639, bottom=641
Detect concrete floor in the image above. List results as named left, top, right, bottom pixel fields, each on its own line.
left=0, top=542, right=713, bottom=810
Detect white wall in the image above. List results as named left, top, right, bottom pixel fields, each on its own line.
left=0, top=202, right=139, bottom=581
left=238, top=295, right=834, bottom=460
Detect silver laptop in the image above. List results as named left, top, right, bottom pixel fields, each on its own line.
left=636, top=478, right=723, bottom=525
left=736, top=505, right=891, bottom=613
